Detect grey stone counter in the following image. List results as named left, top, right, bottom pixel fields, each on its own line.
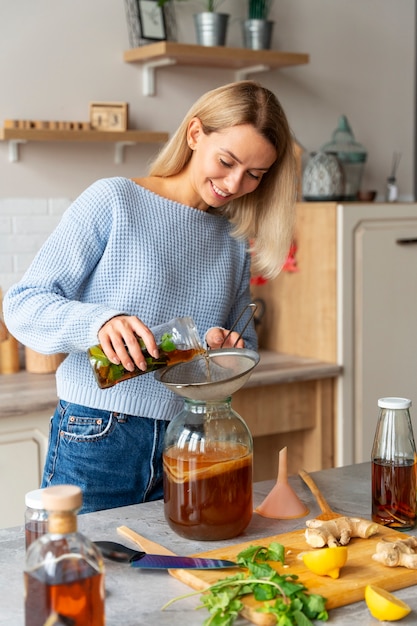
left=1, top=463, right=416, bottom=625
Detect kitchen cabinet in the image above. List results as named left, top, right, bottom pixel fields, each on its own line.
left=123, top=41, right=309, bottom=95
left=252, top=202, right=417, bottom=466
left=0, top=410, right=50, bottom=529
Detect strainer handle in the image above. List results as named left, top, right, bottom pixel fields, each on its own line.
left=220, top=302, right=258, bottom=348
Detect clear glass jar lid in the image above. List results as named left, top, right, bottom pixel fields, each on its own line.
left=320, top=115, right=367, bottom=163
left=378, top=397, right=412, bottom=409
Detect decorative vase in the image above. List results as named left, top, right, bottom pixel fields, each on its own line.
left=194, top=12, right=229, bottom=46
left=302, top=151, right=344, bottom=202
left=242, top=19, right=274, bottom=50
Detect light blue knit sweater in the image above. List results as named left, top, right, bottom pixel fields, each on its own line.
left=4, top=177, right=257, bottom=421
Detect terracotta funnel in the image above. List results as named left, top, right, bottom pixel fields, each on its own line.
left=255, top=446, right=309, bottom=519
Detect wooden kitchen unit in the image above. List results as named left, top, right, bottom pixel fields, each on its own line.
left=252, top=201, right=417, bottom=468
left=232, top=352, right=341, bottom=482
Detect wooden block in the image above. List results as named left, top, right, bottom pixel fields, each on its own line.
left=34, top=121, right=49, bottom=129
left=89, top=101, right=128, bottom=132
left=4, top=119, right=18, bottom=129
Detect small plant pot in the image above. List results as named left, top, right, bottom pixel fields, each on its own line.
left=242, top=18, right=274, bottom=50
left=194, top=12, right=229, bottom=46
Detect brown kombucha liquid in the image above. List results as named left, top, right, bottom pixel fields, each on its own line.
left=24, top=557, right=104, bottom=626
left=163, top=442, right=253, bottom=540
left=372, top=458, right=417, bottom=530
left=25, top=520, right=49, bottom=549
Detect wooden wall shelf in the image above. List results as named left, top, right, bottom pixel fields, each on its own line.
left=123, top=42, right=310, bottom=96
left=0, top=128, right=169, bottom=163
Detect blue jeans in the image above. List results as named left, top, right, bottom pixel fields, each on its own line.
left=41, top=401, right=169, bottom=513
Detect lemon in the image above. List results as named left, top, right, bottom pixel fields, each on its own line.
left=302, top=546, right=348, bottom=579
left=364, top=585, right=411, bottom=621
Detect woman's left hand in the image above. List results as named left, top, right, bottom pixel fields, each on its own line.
left=206, top=327, right=244, bottom=350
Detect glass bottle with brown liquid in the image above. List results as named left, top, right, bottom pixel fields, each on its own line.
left=88, top=316, right=205, bottom=388
left=371, top=397, right=417, bottom=531
left=163, top=397, right=253, bottom=541
left=24, top=485, right=105, bottom=626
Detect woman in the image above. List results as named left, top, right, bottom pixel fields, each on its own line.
left=3, top=80, right=296, bottom=513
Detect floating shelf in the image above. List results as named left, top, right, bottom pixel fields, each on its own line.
left=123, top=42, right=310, bottom=96
left=0, top=128, right=169, bottom=163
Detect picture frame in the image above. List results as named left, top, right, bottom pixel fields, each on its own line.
left=89, top=102, right=128, bottom=132
left=137, top=0, right=167, bottom=41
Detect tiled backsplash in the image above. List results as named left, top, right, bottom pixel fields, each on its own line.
left=0, top=197, right=71, bottom=294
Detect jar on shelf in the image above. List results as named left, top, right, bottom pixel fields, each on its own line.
left=371, top=397, right=417, bottom=531
left=163, top=397, right=253, bottom=541
left=302, top=151, right=344, bottom=201
left=320, top=115, right=367, bottom=200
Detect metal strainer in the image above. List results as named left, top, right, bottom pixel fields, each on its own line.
left=154, top=347, right=259, bottom=401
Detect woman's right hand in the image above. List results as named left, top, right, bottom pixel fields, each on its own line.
left=97, top=315, right=159, bottom=372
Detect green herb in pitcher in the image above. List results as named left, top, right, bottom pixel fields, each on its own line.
left=88, top=316, right=204, bottom=389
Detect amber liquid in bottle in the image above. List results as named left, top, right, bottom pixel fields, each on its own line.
left=24, top=558, right=104, bottom=626
left=163, top=442, right=253, bottom=541
left=25, top=520, right=48, bottom=550
left=371, top=458, right=417, bottom=530
left=24, top=485, right=105, bottom=626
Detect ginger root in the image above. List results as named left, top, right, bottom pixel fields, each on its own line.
left=372, top=537, right=417, bottom=569
left=305, top=516, right=379, bottom=548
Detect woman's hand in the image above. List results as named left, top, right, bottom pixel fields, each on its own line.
left=206, top=327, right=244, bottom=350
left=97, top=315, right=159, bottom=372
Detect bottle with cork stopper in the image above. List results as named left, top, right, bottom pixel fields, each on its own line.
left=24, top=485, right=105, bottom=626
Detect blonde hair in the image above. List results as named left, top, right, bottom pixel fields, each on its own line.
left=149, top=81, right=296, bottom=279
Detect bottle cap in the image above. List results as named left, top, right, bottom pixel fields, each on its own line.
left=378, top=397, right=412, bottom=409
left=25, top=488, right=45, bottom=510
left=41, top=485, right=83, bottom=512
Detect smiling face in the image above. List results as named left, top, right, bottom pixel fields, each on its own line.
left=185, top=118, right=277, bottom=211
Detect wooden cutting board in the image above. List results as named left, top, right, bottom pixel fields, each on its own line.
left=169, top=525, right=417, bottom=625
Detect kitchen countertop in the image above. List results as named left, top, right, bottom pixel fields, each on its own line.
left=1, top=462, right=416, bottom=626
left=0, top=350, right=342, bottom=418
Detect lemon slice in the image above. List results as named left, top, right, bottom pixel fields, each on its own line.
left=302, top=546, right=348, bottom=579
left=365, top=585, right=411, bottom=621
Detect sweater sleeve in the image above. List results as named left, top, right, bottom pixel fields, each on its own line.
left=3, top=179, right=125, bottom=354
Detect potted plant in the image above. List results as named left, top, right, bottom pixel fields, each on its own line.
left=158, top=0, right=229, bottom=46
left=243, top=0, right=275, bottom=50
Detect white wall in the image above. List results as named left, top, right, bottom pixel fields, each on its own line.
left=0, top=0, right=415, bottom=291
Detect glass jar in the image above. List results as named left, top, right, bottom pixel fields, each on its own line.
left=163, top=397, right=253, bottom=540
left=320, top=115, right=367, bottom=200
left=88, top=316, right=204, bottom=389
left=371, top=397, right=417, bottom=530
left=24, top=485, right=105, bottom=626
left=25, top=489, right=48, bottom=550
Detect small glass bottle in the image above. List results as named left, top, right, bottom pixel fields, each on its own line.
left=24, top=485, right=105, bottom=626
left=163, top=397, right=253, bottom=541
left=25, top=489, right=48, bottom=549
left=88, top=316, right=205, bottom=389
left=386, top=176, right=399, bottom=202
left=371, top=397, right=417, bottom=530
